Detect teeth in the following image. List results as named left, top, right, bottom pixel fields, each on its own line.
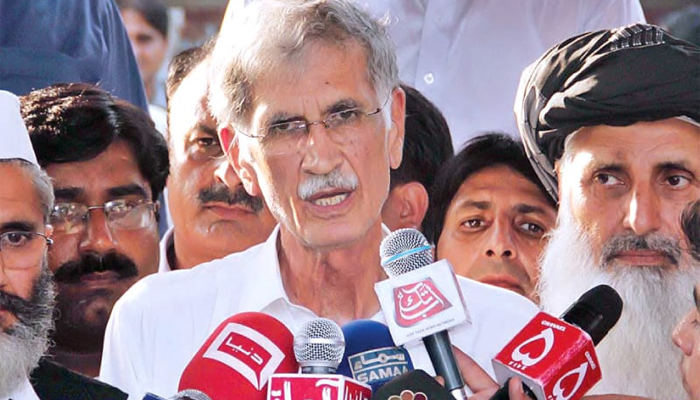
left=313, top=193, right=348, bottom=206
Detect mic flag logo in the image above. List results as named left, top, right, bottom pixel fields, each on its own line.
left=348, top=347, right=411, bottom=384
left=388, top=390, right=428, bottom=400
left=552, top=362, right=588, bottom=400
left=511, top=327, right=555, bottom=367
left=203, top=322, right=286, bottom=390
left=393, top=278, right=451, bottom=327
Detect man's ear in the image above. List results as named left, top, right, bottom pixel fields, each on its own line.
left=219, top=126, right=261, bottom=196
left=382, top=182, right=429, bottom=231
left=387, top=87, right=406, bottom=169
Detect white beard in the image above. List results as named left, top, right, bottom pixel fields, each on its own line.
left=538, top=199, right=697, bottom=400
left=0, top=266, right=55, bottom=398
left=0, top=324, right=46, bottom=397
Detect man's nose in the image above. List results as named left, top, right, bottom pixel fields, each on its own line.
left=300, top=124, right=345, bottom=176
left=484, top=220, right=517, bottom=259
left=623, top=186, right=662, bottom=236
left=79, top=209, right=118, bottom=253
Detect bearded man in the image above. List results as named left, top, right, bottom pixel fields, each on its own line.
left=0, top=90, right=127, bottom=399
left=516, top=23, right=700, bottom=399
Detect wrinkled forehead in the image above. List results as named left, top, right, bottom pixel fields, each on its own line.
left=561, top=118, right=700, bottom=168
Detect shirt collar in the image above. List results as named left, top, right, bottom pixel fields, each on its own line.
left=229, top=224, right=290, bottom=312
left=234, top=223, right=392, bottom=312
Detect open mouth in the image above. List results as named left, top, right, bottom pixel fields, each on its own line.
left=311, top=192, right=349, bottom=207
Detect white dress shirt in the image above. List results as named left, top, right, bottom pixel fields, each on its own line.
left=365, top=0, right=645, bottom=148
left=3, top=378, right=39, bottom=400
left=157, top=227, right=174, bottom=273
left=101, top=225, right=539, bottom=399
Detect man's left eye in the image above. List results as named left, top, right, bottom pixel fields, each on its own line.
left=667, top=175, right=690, bottom=188
left=197, top=137, right=217, bottom=147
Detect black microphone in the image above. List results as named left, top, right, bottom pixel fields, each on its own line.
left=489, top=284, right=623, bottom=400
left=378, top=228, right=469, bottom=400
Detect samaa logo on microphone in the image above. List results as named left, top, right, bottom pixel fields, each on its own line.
left=393, top=278, right=451, bottom=327
left=202, top=322, right=286, bottom=390
left=348, top=347, right=411, bottom=384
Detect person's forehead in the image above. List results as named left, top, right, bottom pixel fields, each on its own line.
left=249, top=41, right=375, bottom=114
left=451, top=165, right=555, bottom=212
left=0, top=164, right=42, bottom=226
left=169, top=65, right=213, bottom=137
left=566, top=118, right=700, bottom=168
left=45, top=141, right=152, bottom=200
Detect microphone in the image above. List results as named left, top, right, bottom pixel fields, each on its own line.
left=371, top=370, right=456, bottom=400
left=489, top=284, right=623, bottom=400
left=375, top=228, right=470, bottom=400
left=267, top=318, right=373, bottom=400
left=177, top=312, right=298, bottom=400
left=336, top=320, right=414, bottom=391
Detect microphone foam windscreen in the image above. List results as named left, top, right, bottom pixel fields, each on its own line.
left=560, top=284, right=623, bottom=345
left=379, top=228, right=433, bottom=277
left=337, top=320, right=414, bottom=391
left=178, top=312, right=297, bottom=400
left=293, top=318, right=345, bottom=371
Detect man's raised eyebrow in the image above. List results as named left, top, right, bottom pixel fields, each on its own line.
left=265, top=98, right=361, bottom=126
left=455, top=200, right=492, bottom=211
left=0, top=220, right=37, bottom=232
left=196, top=123, right=218, bottom=136
left=656, top=161, right=695, bottom=175
left=514, top=204, right=550, bottom=215
left=325, top=98, right=359, bottom=114
left=107, top=184, right=149, bottom=199
left=54, top=187, right=83, bottom=201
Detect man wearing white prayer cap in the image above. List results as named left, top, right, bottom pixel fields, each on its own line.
left=0, top=90, right=127, bottom=400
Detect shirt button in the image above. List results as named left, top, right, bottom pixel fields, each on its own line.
left=423, top=73, right=434, bottom=85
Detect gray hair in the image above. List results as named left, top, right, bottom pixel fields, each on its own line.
left=209, top=0, right=399, bottom=129
left=0, top=159, right=54, bottom=223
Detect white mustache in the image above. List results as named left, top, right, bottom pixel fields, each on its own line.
left=297, top=169, right=358, bottom=200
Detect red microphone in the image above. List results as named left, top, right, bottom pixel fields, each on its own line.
left=177, top=312, right=299, bottom=400
left=489, top=285, right=623, bottom=400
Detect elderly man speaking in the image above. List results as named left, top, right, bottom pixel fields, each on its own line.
left=100, top=0, right=539, bottom=397
left=516, top=24, right=700, bottom=399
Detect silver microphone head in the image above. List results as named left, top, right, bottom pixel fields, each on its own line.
left=171, top=389, right=213, bottom=400
left=293, top=318, right=345, bottom=374
left=380, top=228, right=433, bottom=277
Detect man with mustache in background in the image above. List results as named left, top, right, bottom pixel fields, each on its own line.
left=20, top=83, right=169, bottom=378
left=516, top=24, right=700, bottom=398
left=0, top=90, right=127, bottom=399
left=160, top=41, right=276, bottom=271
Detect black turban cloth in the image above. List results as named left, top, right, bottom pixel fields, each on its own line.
left=515, top=23, right=700, bottom=203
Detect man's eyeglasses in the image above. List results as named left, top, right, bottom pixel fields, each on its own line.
left=0, top=231, right=52, bottom=270
left=236, top=98, right=389, bottom=155
left=50, top=199, right=159, bottom=235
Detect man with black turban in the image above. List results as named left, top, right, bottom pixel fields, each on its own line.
left=516, top=23, right=700, bottom=398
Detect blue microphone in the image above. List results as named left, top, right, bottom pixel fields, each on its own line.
left=336, top=320, right=414, bottom=391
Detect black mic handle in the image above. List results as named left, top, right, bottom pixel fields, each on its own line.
left=422, top=330, right=466, bottom=396
left=488, top=378, right=537, bottom=400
